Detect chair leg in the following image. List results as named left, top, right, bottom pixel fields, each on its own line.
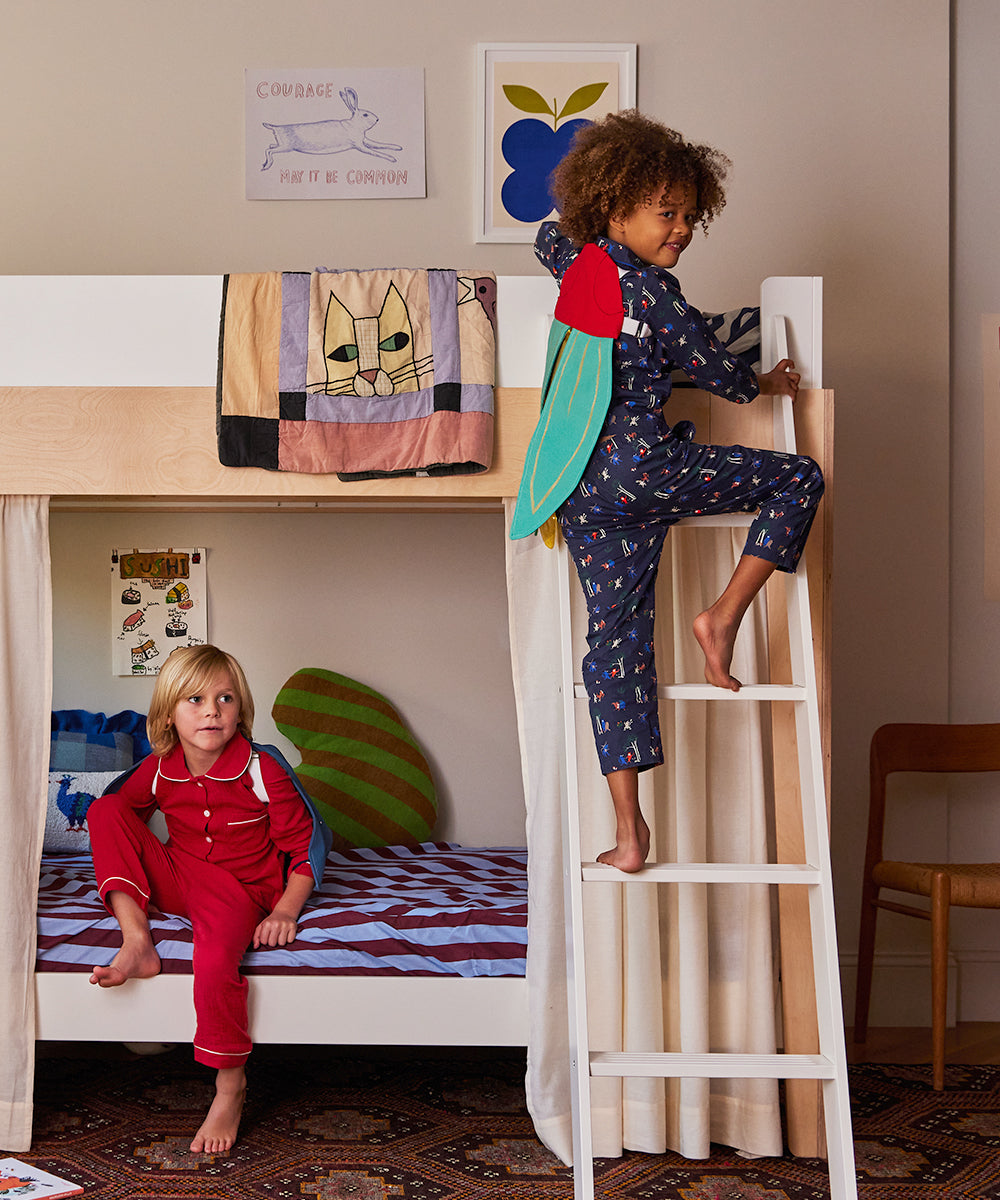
left=930, top=872, right=951, bottom=1091
left=854, top=881, right=880, bottom=1046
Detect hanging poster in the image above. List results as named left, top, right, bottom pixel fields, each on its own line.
left=111, top=548, right=208, bottom=676
left=245, top=67, right=426, bottom=200
left=475, top=43, right=636, bottom=242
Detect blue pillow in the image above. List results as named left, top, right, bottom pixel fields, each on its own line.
left=50, top=709, right=151, bottom=772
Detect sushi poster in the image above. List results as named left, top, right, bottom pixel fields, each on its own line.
left=111, top=548, right=208, bottom=676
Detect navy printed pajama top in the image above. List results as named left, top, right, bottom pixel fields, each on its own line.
left=534, top=221, right=760, bottom=414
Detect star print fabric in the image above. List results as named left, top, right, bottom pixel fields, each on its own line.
left=536, top=222, right=760, bottom=410
left=536, top=225, right=824, bottom=775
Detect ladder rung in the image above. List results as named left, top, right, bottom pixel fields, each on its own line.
left=660, top=683, right=808, bottom=701
left=581, top=862, right=820, bottom=885
left=572, top=683, right=807, bottom=702
left=589, top=1051, right=837, bottom=1080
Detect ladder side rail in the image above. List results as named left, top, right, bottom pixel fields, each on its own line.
left=557, top=536, right=596, bottom=1199
left=774, top=361, right=857, bottom=1199
left=790, top=596, right=855, bottom=1195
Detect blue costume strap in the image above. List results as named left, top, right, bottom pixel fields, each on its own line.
left=252, top=742, right=332, bottom=886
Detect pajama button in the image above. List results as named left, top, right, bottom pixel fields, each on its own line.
left=205, top=836, right=213, bottom=843
left=203, top=809, right=211, bottom=818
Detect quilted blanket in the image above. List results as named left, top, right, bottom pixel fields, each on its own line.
left=217, top=269, right=496, bottom=478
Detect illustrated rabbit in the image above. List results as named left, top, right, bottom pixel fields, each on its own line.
left=261, top=87, right=403, bottom=170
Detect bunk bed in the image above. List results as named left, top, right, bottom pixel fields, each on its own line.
left=0, top=272, right=833, bottom=1157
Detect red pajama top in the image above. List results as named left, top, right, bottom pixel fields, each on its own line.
left=108, top=733, right=315, bottom=893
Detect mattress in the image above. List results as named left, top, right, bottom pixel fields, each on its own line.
left=37, top=842, right=527, bottom=978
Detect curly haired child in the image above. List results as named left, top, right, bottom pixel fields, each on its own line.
left=86, top=645, right=330, bottom=1152
left=511, top=110, right=824, bottom=872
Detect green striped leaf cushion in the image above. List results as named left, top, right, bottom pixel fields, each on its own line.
left=272, top=667, right=437, bottom=851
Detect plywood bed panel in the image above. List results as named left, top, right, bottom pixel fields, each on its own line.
left=0, top=384, right=539, bottom=504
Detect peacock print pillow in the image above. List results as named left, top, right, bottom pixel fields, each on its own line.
left=44, top=770, right=119, bottom=853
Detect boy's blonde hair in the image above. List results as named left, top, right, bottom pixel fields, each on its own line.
left=549, top=110, right=731, bottom=247
left=146, top=645, right=255, bottom=757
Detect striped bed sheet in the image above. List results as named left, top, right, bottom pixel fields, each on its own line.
left=37, top=842, right=527, bottom=978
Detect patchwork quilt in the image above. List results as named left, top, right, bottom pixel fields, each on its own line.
left=217, top=269, right=497, bottom=478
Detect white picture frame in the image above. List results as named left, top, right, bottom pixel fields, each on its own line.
left=476, top=42, right=636, bottom=243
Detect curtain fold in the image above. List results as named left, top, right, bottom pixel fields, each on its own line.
left=0, top=496, right=52, bottom=1151
left=506, top=502, right=782, bottom=1164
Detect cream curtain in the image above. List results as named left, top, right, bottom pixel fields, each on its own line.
left=506, top=501, right=782, bottom=1163
left=0, top=496, right=52, bottom=1151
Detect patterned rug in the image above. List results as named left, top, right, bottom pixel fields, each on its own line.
left=22, top=1046, right=1000, bottom=1198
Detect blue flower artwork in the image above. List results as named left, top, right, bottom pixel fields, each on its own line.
left=498, top=82, right=609, bottom=224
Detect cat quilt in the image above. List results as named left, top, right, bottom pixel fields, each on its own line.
left=217, top=268, right=496, bottom=477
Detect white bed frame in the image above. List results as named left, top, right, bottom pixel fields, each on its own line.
left=1, top=272, right=825, bottom=1051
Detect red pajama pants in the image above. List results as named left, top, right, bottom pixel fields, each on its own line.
left=88, top=792, right=281, bottom=1069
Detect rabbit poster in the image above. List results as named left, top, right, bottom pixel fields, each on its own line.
left=246, top=67, right=425, bottom=200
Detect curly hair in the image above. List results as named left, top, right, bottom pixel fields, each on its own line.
left=549, top=110, right=731, bottom=246
left=146, top=644, right=255, bottom=757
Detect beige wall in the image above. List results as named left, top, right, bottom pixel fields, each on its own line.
left=942, top=0, right=1000, bottom=1019
left=49, top=510, right=523, bottom=846
left=5, top=2, right=957, bottom=1009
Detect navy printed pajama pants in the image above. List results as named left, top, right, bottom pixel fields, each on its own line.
left=558, top=402, right=824, bottom=776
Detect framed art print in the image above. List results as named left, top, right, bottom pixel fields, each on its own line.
left=246, top=67, right=426, bottom=200
left=476, top=42, right=636, bottom=243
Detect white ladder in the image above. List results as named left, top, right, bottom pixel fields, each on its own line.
left=556, top=382, right=857, bottom=1199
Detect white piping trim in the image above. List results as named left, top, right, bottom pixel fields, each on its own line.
left=99, top=875, right=150, bottom=901
left=206, top=744, right=255, bottom=783
left=194, top=1044, right=251, bottom=1059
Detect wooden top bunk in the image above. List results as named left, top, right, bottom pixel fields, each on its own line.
left=0, top=275, right=829, bottom=512
left=0, top=276, right=549, bottom=508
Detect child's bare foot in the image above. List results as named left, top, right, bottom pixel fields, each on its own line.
left=89, top=940, right=161, bottom=987
left=693, top=608, right=742, bottom=691
left=596, top=816, right=651, bottom=872
left=191, top=1068, right=246, bottom=1153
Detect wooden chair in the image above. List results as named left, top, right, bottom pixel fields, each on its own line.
left=853, top=722, right=1000, bottom=1089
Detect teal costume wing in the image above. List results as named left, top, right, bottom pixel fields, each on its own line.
left=508, top=319, right=614, bottom=539
left=509, top=241, right=623, bottom=541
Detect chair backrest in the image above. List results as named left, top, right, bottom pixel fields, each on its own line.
left=871, top=722, right=1000, bottom=782
left=865, top=723, right=1000, bottom=865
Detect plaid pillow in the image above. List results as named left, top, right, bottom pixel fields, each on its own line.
left=50, top=709, right=150, bottom=772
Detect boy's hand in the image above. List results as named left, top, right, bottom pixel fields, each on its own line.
left=252, top=908, right=298, bottom=948
left=756, top=358, right=800, bottom=398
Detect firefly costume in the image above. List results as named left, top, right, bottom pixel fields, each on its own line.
left=87, top=733, right=330, bottom=1069
left=511, top=223, right=824, bottom=775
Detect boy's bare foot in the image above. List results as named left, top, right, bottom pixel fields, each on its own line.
left=89, top=940, right=161, bottom=987
left=191, top=1068, right=246, bottom=1154
left=693, top=608, right=742, bottom=691
left=596, top=816, right=651, bottom=873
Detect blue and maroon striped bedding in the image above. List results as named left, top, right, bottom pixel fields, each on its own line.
left=36, top=842, right=527, bottom=978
